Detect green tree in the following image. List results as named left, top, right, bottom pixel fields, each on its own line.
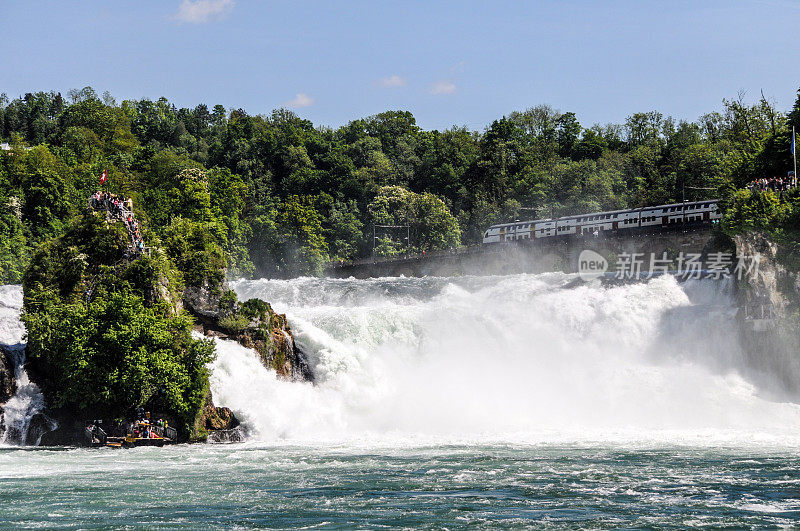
left=368, top=186, right=460, bottom=255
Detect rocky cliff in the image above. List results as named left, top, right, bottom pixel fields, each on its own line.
left=734, top=231, right=800, bottom=395
left=734, top=232, right=800, bottom=312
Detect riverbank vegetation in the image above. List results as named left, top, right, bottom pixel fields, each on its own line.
left=1, top=86, right=799, bottom=281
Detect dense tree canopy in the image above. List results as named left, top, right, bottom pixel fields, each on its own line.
left=2, top=86, right=800, bottom=282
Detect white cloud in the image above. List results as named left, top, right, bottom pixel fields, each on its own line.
left=174, top=0, right=234, bottom=24
left=378, top=75, right=407, bottom=88
left=430, top=80, right=456, bottom=95
left=285, top=93, right=315, bottom=108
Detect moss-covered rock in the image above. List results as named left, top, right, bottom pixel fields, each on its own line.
left=187, top=284, right=313, bottom=381
left=21, top=212, right=214, bottom=441
left=200, top=389, right=240, bottom=431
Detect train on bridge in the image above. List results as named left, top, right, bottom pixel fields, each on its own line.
left=482, top=200, right=721, bottom=244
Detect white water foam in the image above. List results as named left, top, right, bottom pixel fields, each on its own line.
left=0, top=285, right=25, bottom=347
left=0, top=285, right=54, bottom=446
left=203, top=274, right=800, bottom=446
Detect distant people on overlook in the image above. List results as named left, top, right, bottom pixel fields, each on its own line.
left=745, top=175, right=797, bottom=199
left=89, top=191, right=145, bottom=255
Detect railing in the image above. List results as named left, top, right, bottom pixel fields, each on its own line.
left=144, top=424, right=177, bottom=441
left=163, top=426, right=177, bottom=441
left=742, top=304, right=775, bottom=321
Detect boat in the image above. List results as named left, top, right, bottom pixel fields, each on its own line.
left=89, top=420, right=177, bottom=448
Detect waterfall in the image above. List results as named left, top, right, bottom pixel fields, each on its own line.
left=0, top=285, right=56, bottom=446
left=0, top=346, right=55, bottom=445
left=207, top=273, right=800, bottom=444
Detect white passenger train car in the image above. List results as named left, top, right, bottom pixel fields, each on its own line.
left=482, top=200, right=720, bottom=244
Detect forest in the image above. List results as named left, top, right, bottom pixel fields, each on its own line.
left=1, top=86, right=799, bottom=282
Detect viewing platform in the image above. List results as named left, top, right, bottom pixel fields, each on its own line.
left=88, top=191, right=152, bottom=257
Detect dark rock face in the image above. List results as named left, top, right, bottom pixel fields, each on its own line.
left=201, top=401, right=239, bottom=431
left=39, top=424, right=82, bottom=446
left=25, top=413, right=57, bottom=446
left=0, top=346, right=16, bottom=405
left=1, top=345, right=19, bottom=438
left=207, top=427, right=246, bottom=443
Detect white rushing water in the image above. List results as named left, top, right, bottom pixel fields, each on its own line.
left=0, top=285, right=53, bottom=446
left=206, top=274, right=800, bottom=446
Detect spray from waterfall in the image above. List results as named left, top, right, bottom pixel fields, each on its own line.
left=203, top=274, right=800, bottom=444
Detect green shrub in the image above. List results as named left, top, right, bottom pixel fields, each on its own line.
left=721, top=189, right=786, bottom=235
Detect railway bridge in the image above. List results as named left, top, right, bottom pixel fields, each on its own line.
left=324, top=225, right=724, bottom=279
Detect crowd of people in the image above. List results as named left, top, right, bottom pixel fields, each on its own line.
left=130, top=418, right=168, bottom=439
left=125, top=408, right=170, bottom=439
left=89, top=191, right=145, bottom=254
left=745, top=175, right=797, bottom=195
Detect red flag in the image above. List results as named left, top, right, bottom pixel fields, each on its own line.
left=99, top=169, right=107, bottom=185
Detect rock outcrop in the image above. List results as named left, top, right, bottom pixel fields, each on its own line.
left=734, top=231, right=800, bottom=396
left=734, top=232, right=800, bottom=313
left=200, top=391, right=240, bottom=431
left=184, top=281, right=313, bottom=381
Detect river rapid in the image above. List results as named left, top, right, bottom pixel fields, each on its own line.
left=2, top=274, right=800, bottom=527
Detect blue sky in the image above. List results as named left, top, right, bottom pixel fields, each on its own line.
left=1, top=0, right=798, bottom=131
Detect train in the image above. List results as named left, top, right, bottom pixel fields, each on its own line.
left=482, top=200, right=721, bottom=244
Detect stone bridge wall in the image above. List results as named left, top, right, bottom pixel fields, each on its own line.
left=325, top=227, right=722, bottom=279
